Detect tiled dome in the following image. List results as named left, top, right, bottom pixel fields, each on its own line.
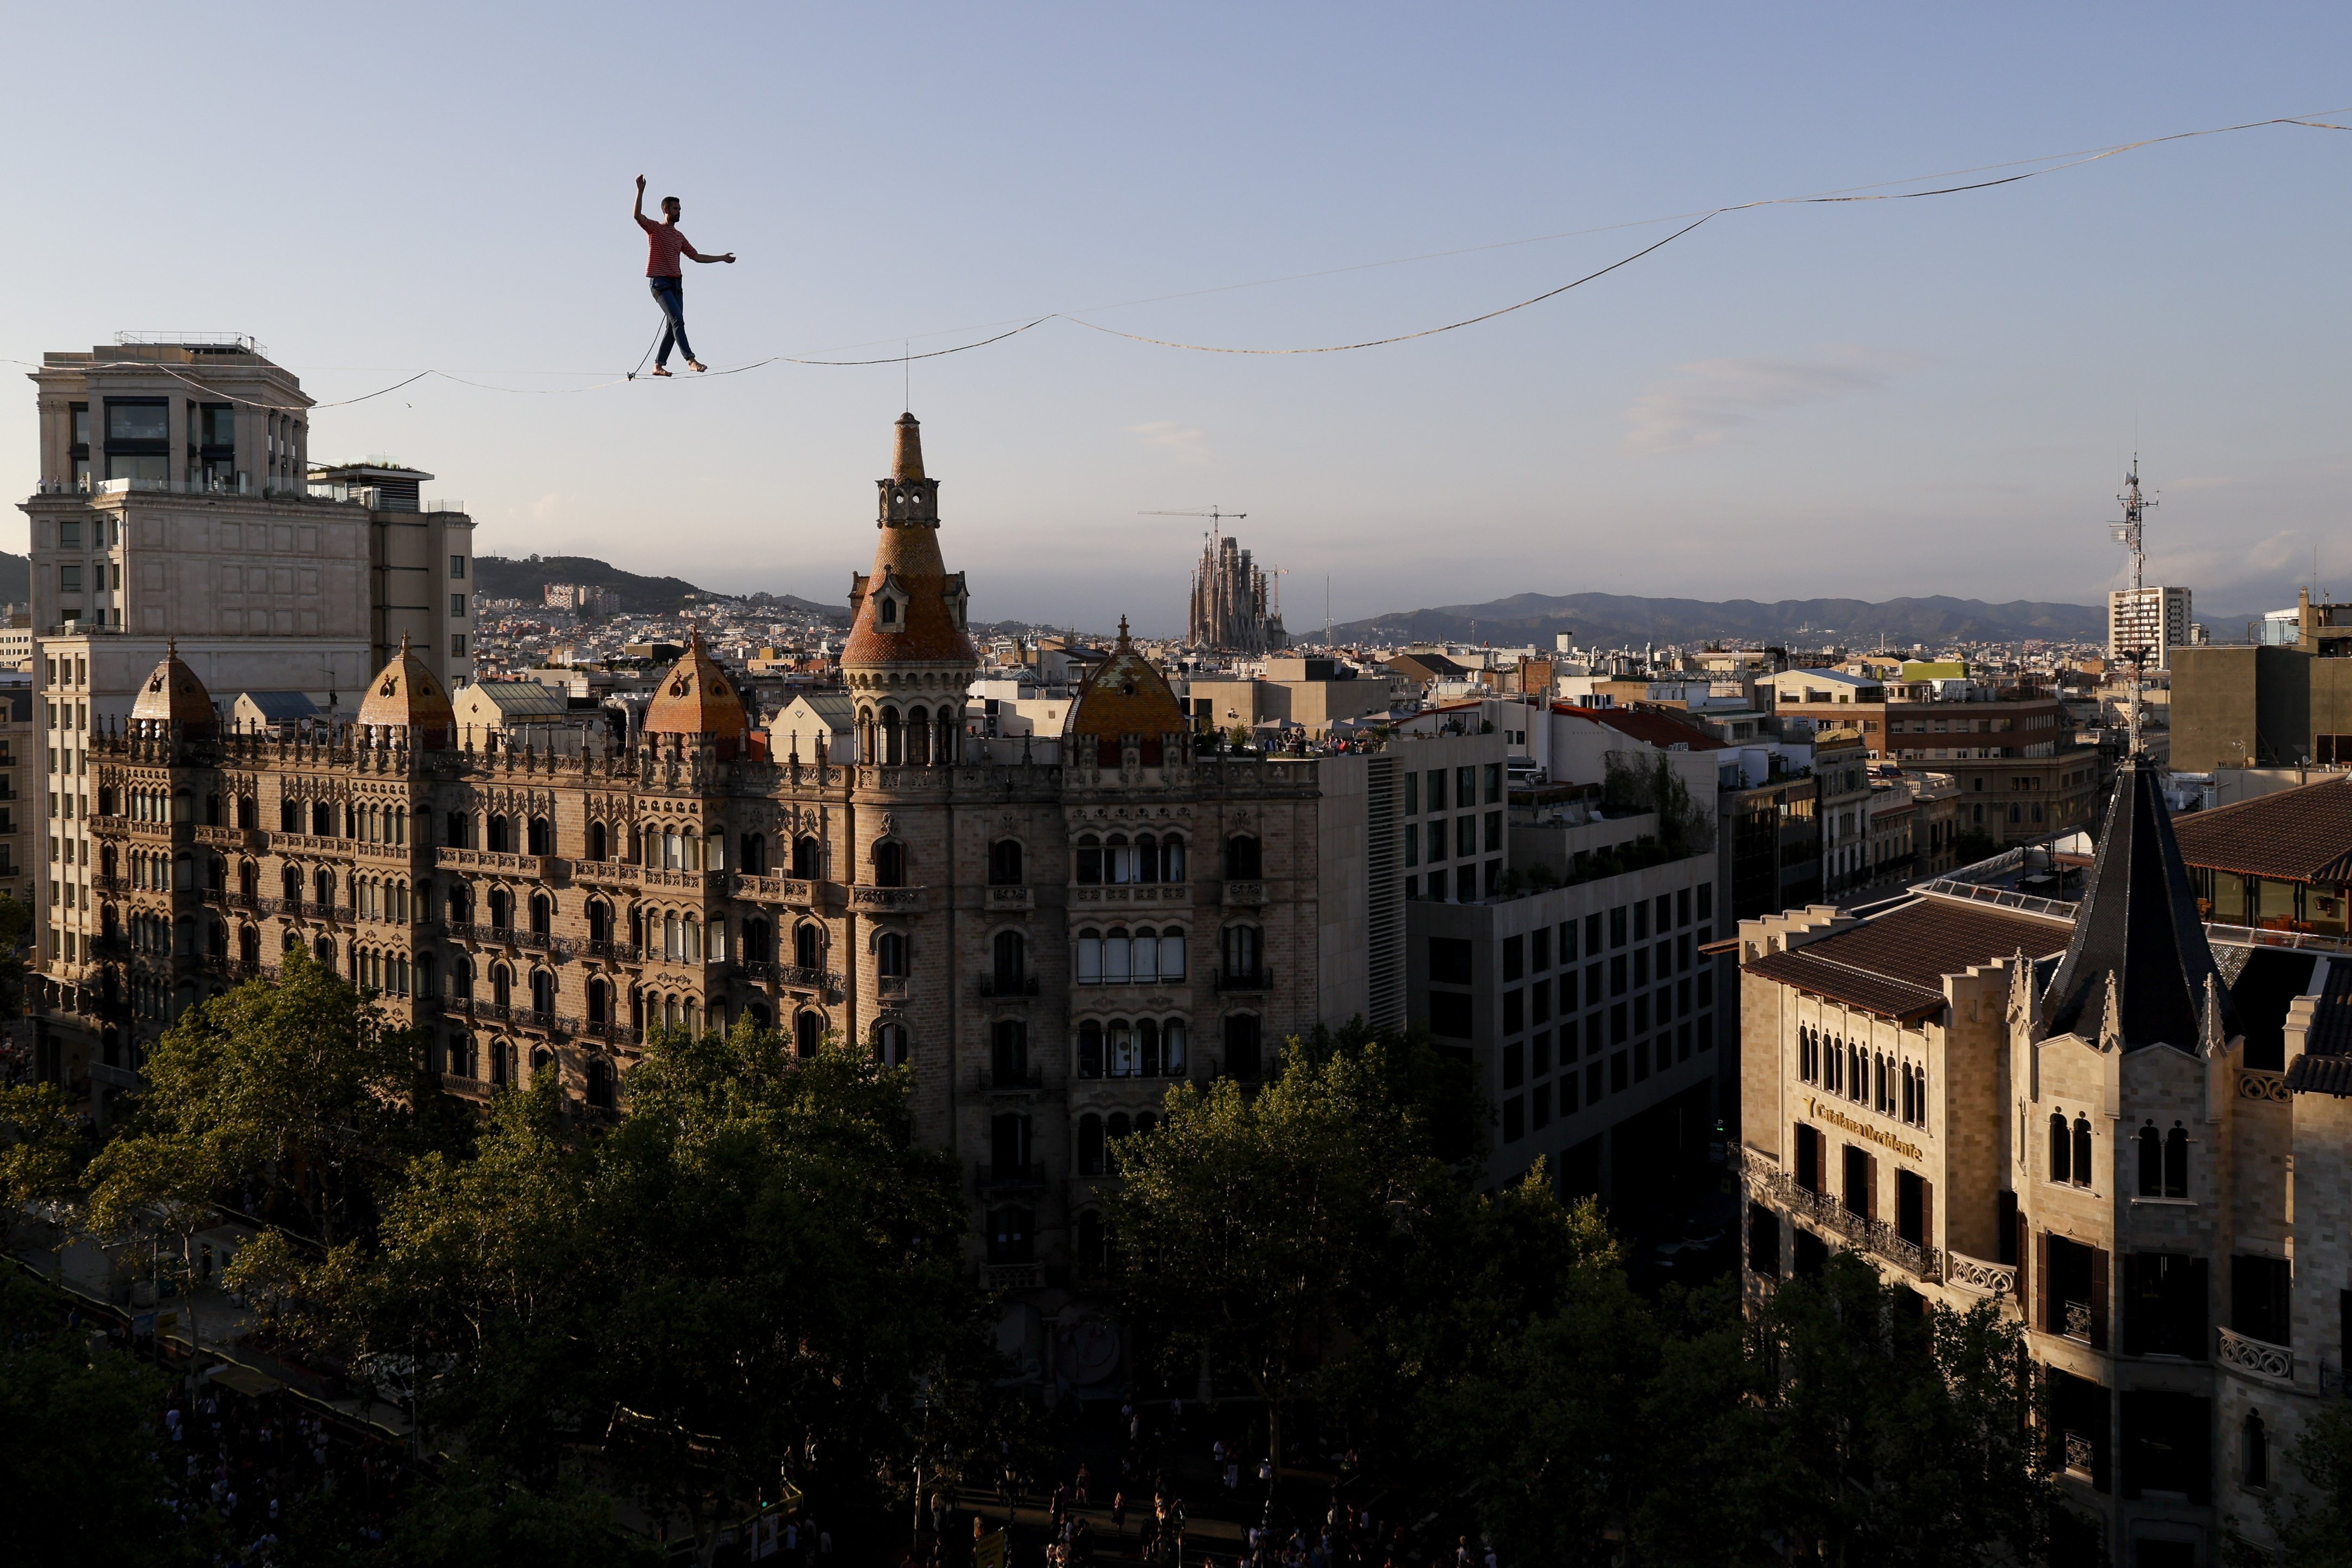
left=356, top=633, right=456, bottom=740
left=643, top=632, right=749, bottom=746
left=129, top=642, right=216, bottom=736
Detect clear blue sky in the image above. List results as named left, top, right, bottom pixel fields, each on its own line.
left=7, top=4, right=2347, bottom=634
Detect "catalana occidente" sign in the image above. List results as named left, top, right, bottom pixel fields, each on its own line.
left=1804, top=1096, right=1925, bottom=1164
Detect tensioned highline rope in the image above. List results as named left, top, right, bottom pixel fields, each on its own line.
left=9, top=109, right=2345, bottom=403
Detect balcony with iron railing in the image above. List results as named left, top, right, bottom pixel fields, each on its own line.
left=985, top=885, right=1035, bottom=910
left=1214, top=968, right=1274, bottom=993
left=585, top=939, right=642, bottom=963
left=976, top=1160, right=1047, bottom=1192
left=1747, top=1159, right=1938, bottom=1280
left=741, top=961, right=837, bottom=994
left=978, top=972, right=1041, bottom=998
left=977, top=1064, right=1044, bottom=1095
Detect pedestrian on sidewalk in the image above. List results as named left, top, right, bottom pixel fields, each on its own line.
left=1111, top=1491, right=1125, bottom=1533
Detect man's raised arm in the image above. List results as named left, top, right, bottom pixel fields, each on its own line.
left=633, top=173, right=649, bottom=228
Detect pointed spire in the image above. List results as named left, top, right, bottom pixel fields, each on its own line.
left=892, top=411, right=925, bottom=483
left=1117, top=614, right=1132, bottom=650
left=2044, top=754, right=2241, bottom=1050
left=2203, top=972, right=2228, bottom=1058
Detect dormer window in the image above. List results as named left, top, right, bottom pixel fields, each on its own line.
left=879, top=598, right=898, bottom=626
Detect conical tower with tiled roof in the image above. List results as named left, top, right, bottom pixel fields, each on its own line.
left=841, top=414, right=978, bottom=747
left=2043, top=753, right=2241, bottom=1050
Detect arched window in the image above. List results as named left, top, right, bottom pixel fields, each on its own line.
left=529, top=1045, right=553, bottom=1077
left=238, top=925, right=259, bottom=967
left=1225, top=1013, right=1263, bottom=1080
left=2138, top=1122, right=2163, bottom=1198
left=989, top=839, right=1024, bottom=886
left=1158, top=929, right=1187, bottom=982
left=488, top=886, right=513, bottom=931
left=1160, top=834, right=1187, bottom=884
left=793, top=835, right=823, bottom=880
left=1077, top=1114, right=1105, bottom=1177
left=485, top=814, right=511, bottom=853
left=491, top=963, right=513, bottom=1007
left=794, top=1010, right=824, bottom=1057
left=587, top=1057, right=616, bottom=1112
left=1103, top=927, right=1133, bottom=985
left=2164, top=1123, right=2190, bottom=1199
left=1134, top=833, right=1160, bottom=885
left=1106, top=834, right=1134, bottom=885
left=873, top=840, right=907, bottom=888
left=531, top=969, right=555, bottom=1016
left=1162, top=1019, right=1188, bottom=1077
left=586, top=820, right=608, bottom=862
left=877, top=930, right=908, bottom=978
left=1078, top=1210, right=1107, bottom=1277
left=2049, top=1110, right=2071, bottom=1184
left=1225, top=834, right=1261, bottom=880
left=1078, top=1019, right=1104, bottom=1078
left=587, top=898, right=612, bottom=946
left=992, top=1019, right=1027, bottom=1084
left=874, top=1020, right=909, bottom=1067
left=451, top=953, right=474, bottom=1000
left=1139, top=1018, right=1162, bottom=1076
left=314, top=866, right=335, bottom=908
left=311, top=800, right=333, bottom=837
left=1799, top=1027, right=1816, bottom=1085
left=1075, top=835, right=1104, bottom=885
left=744, top=916, right=771, bottom=965
left=2071, top=1115, right=2093, bottom=1188
left=794, top=922, right=823, bottom=972
left=528, top=817, right=552, bottom=856
left=1131, top=927, right=1159, bottom=985
left=907, top=705, right=930, bottom=767
left=986, top=1206, right=1034, bottom=1266
left=530, top=893, right=552, bottom=937
left=993, top=929, right=1026, bottom=992
left=1108, top=1018, right=1138, bottom=1077
left=880, top=708, right=902, bottom=766
left=1076, top=928, right=1103, bottom=986
left=1136, top=1112, right=1158, bottom=1137
left=2246, top=1410, right=2270, bottom=1490
left=447, top=881, right=473, bottom=924
left=990, top=1112, right=1031, bottom=1181
left=1222, top=924, right=1262, bottom=981
left=587, top=976, right=610, bottom=1024
left=741, top=832, right=767, bottom=874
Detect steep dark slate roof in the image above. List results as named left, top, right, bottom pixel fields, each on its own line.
left=2045, top=755, right=2241, bottom=1050
left=1745, top=897, right=2071, bottom=1020
left=2172, top=777, right=2352, bottom=885
left=2285, top=962, right=2352, bottom=1095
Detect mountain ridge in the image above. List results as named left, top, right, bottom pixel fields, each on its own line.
left=1326, top=591, right=2111, bottom=648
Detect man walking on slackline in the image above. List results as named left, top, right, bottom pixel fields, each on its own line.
left=634, top=175, right=735, bottom=375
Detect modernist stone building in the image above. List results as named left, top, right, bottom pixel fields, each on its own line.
left=1733, top=754, right=2352, bottom=1566
left=38, top=413, right=1393, bottom=1391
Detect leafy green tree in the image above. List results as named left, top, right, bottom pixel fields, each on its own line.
left=360, top=1022, right=985, bottom=1567
left=2242, top=1397, right=2352, bottom=1566
left=1630, top=1253, right=2085, bottom=1566
left=86, top=946, right=441, bottom=1250
left=0, top=891, right=35, bottom=1018
left=0, top=1078, right=84, bottom=1210
left=1106, top=1039, right=1462, bottom=1476
left=0, top=1273, right=181, bottom=1561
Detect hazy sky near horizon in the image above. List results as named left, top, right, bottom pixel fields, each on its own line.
left=5, top=4, right=2347, bottom=634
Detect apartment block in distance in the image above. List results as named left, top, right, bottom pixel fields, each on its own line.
left=2110, top=585, right=2193, bottom=670
left=18, top=336, right=471, bottom=1078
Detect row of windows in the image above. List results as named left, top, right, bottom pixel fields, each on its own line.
left=1402, top=763, right=1502, bottom=816
left=1401, top=812, right=1499, bottom=868
left=1500, top=1020, right=1710, bottom=1142
left=1797, top=1027, right=1929, bottom=1130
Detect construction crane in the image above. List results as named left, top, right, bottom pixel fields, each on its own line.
left=1138, top=506, right=1247, bottom=549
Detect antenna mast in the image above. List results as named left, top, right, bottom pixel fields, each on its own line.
left=2111, top=457, right=2158, bottom=759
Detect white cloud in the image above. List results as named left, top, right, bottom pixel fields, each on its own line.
left=1623, top=348, right=1921, bottom=455
left=1128, top=420, right=1210, bottom=463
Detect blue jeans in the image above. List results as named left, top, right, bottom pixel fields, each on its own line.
left=649, top=276, right=694, bottom=366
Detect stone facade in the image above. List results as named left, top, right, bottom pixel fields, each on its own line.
left=1734, top=756, right=2352, bottom=1565
left=35, top=415, right=1388, bottom=1392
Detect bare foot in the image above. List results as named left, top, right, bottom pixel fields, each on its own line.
left=688, top=360, right=707, bottom=374
left=649, top=365, right=672, bottom=377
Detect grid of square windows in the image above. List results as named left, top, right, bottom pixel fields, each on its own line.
left=1499, top=881, right=1716, bottom=1144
